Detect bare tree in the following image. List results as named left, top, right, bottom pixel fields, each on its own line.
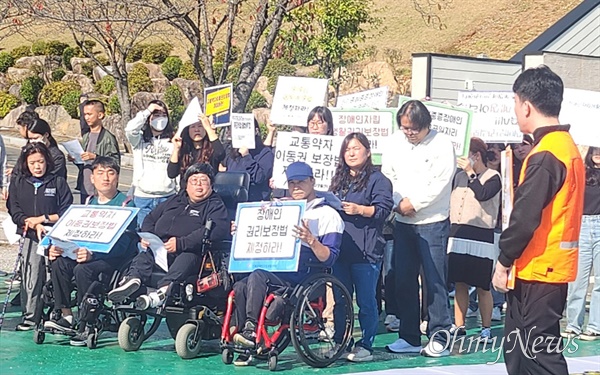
left=165, top=0, right=311, bottom=112
left=0, top=1, right=31, bottom=43
left=14, top=0, right=190, bottom=124
left=412, top=0, right=453, bottom=30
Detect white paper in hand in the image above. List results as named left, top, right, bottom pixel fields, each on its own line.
left=177, top=97, right=202, bottom=137
left=61, top=140, right=85, bottom=164
left=2, top=217, right=20, bottom=245
left=49, top=236, right=79, bottom=260
left=138, top=232, right=169, bottom=272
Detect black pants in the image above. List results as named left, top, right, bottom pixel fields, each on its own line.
left=126, top=250, right=202, bottom=289
left=232, top=269, right=290, bottom=327
left=504, top=280, right=569, bottom=375
left=51, top=257, right=115, bottom=309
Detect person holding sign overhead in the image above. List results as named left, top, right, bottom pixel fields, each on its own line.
left=329, top=132, right=393, bottom=362
left=220, top=118, right=274, bottom=202
left=8, top=142, right=73, bottom=331
left=168, top=113, right=226, bottom=187
left=44, top=157, right=137, bottom=344
left=492, top=66, right=585, bottom=375
left=231, top=161, right=344, bottom=365
left=108, top=163, right=230, bottom=310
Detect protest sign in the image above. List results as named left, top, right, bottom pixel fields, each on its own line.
left=204, top=83, right=233, bottom=127
left=330, top=109, right=395, bottom=155
left=270, top=76, right=328, bottom=127
left=457, top=91, right=522, bottom=143
left=272, top=132, right=342, bottom=191
left=335, top=87, right=389, bottom=109
left=500, top=147, right=514, bottom=231
left=231, top=113, right=256, bottom=149
left=177, top=97, right=202, bottom=136
left=39, top=205, right=139, bottom=254
left=229, top=201, right=305, bottom=273
left=399, top=98, right=472, bottom=157
left=561, top=88, right=600, bottom=148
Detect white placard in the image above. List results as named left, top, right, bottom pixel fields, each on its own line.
left=270, top=76, right=328, bottom=127
left=330, top=110, right=394, bottom=154
left=336, top=87, right=389, bottom=109
left=561, top=88, right=600, bottom=148
left=457, top=91, right=522, bottom=143
left=231, top=113, right=256, bottom=149
left=138, top=232, right=169, bottom=272
left=61, top=140, right=85, bottom=165
left=272, top=132, right=342, bottom=191
left=2, top=217, right=20, bottom=245
left=177, top=97, right=202, bottom=136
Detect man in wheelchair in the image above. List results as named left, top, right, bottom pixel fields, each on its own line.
left=44, top=157, right=137, bottom=345
left=231, top=162, right=344, bottom=363
left=108, top=163, right=230, bottom=310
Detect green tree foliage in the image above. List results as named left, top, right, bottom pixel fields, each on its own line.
left=51, top=68, right=66, bottom=82
left=20, top=76, right=45, bottom=105
left=94, top=75, right=116, bottom=96
left=262, top=59, right=296, bottom=94
left=164, top=85, right=184, bottom=125
left=62, top=47, right=80, bottom=70
left=80, top=61, right=96, bottom=79
left=10, top=46, right=32, bottom=60
left=128, top=63, right=153, bottom=95
left=107, top=94, right=121, bottom=115
left=0, top=92, right=20, bottom=118
left=126, top=44, right=148, bottom=63
left=245, top=90, right=268, bottom=112
left=45, top=40, right=70, bottom=56
left=161, top=56, right=183, bottom=81
left=0, top=52, right=15, bottom=73
left=178, top=61, right=200, bottom=80
left=31, top=40, right=47, bottom=55
left=38, top=80, right=81, bottom=106
left=277, top=0, right=380, bottom=78
left=60, top=89, right=82, bottom=118
left=141, top=43, right=173, bottom=64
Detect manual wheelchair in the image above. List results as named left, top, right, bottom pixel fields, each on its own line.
left=220, top=270, right=354, bottom=371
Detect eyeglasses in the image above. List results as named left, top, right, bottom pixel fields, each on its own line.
left=308, top=120, right=327, bottom=128
left=188, top=177, right=210, bottom=186
left=400, top=125, right=422, bottom=135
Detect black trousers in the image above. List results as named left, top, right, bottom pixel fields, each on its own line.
left=51, top=257, right=115, bottom=309
left=232, top=269, right=290, bottom=327
left=504, top=279, right=569, bottom=375
left=125, top=250, right=202, bottom=289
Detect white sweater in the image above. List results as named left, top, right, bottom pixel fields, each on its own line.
left=381, top=129, right=456, bottom=225
left=125, top=110, right=176, bottom=198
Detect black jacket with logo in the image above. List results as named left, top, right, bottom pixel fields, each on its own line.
left=8, top=173, right=73, bottom=241
left=140, top=190, right=230, bottom=254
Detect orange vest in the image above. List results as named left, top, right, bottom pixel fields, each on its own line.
left=514, top=131, right=585, bottom=283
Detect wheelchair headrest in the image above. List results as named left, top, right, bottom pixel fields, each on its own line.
left=213, top=171, right=250, bottom=220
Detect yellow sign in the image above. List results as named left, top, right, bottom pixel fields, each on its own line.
left=205, top=86, right=231, bottom=117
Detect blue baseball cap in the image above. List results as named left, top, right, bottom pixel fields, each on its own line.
left=286, top=161, right=313, bottom=182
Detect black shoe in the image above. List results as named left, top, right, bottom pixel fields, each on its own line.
left=108, top=277, right=141, bottom=302
left=233, top=321, right=257, bottom=348
left=44, top=317, right=74, bottom=332
left=16, top=320, right=36, bottom=331
left=233, top=353, right=253, bottom=366
left=70, top=331, right=89, bottom=346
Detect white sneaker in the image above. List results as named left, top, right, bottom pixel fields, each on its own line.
left=421, top=340, right=450, bottom=357
left=318, top=324, right=335, bottom=342
left=479, top=327, right=493, bottom=344
left=386, top=318, right=400, bottom=332
left=135, top=290, right=166, bottom=310
left=385, top=338, right=422, bottom=354
left=347, top=346, right=373, bottom=362
left=491, top=306, right=502, bottom=321
left=384, top=314, right=397, bottom=325
left=468, top=286, right=476, bottom=295
left=420, top=321, right=428, bottom=335
left=448, top=289, right=456, bottom=298
left=466, top=307, right=479, bottom=318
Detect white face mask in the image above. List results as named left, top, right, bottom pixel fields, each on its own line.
left=28, top=138, right=45, bottom=144
left=150, top=117, right=168, bottom=131
left=468, top=157, right=475, bottom=167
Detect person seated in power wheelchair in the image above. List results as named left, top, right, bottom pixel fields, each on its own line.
left=108, top=163, right=230, bottom=310
left=224, top=162, right=350, bottom=367
left=42, top=157, right=137, bottom=346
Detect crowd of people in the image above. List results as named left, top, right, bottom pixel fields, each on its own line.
left=1, top=65, right=597, bottom=374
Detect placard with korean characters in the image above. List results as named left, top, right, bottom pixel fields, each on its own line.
left=335, top=86, right=389, bottom=109
left=330, top=109, right=395, bottom=158
left=270, top=76, right=328, bottom=127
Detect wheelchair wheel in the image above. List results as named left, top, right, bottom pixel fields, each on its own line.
left=175, top=323, right=202, bottom=359
left=87, top=329, right=98, bottom=349
left=290, top=275, right=354, bottom=368
left=222, top=348, right=234, bottom=364
left=268, top=353, right=278, bottom=371
left=33, top=329, right=45, bottom=345
left=118, top=317, right=145, bottom=351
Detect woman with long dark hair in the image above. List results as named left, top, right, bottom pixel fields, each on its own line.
left=16, top=119, right=67, bottom=179
left=329, top=132, right=393, bottom=362
left=167, top=114, right=226, bottom=186
left=126, top=100, right=176, bottom=227
left=564, top=146, right=600, bottom=340
left=220, top=118, right=274, bottom=201
left=8, top=142, right=73, bottom=331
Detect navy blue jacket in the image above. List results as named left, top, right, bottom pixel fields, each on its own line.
left=334, top=170, right=393, bottom=264
left=223, top=146, right=274, bottom=201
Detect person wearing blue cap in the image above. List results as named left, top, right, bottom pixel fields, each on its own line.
left=231, top=161, right=344, bottom=365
